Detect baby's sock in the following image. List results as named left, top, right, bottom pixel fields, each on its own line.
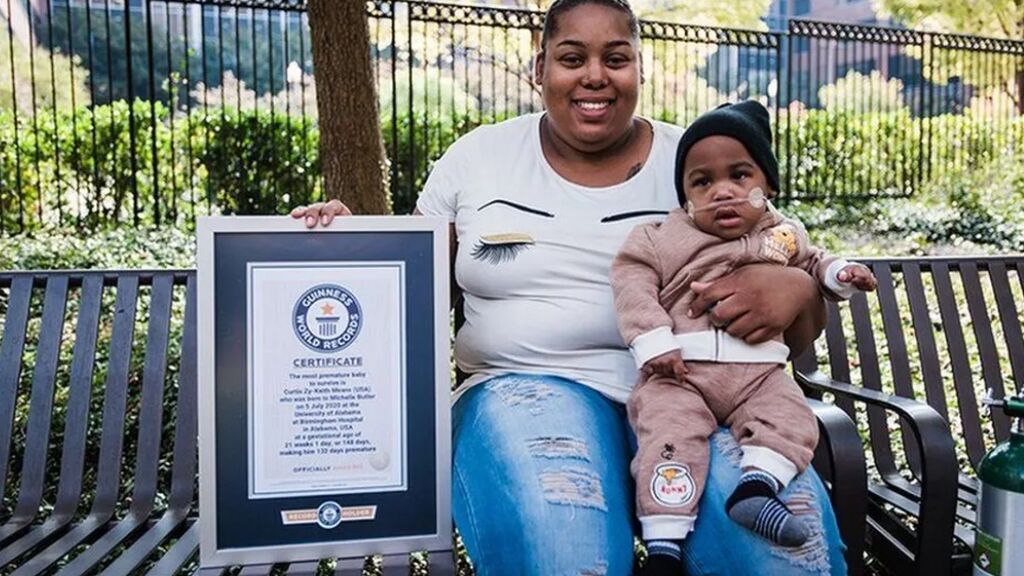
left=640, top=540, right=684, bottom=576
left=725, top=469, right=809, bottom=547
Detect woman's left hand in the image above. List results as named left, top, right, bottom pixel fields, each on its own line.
left=688, top=265, right=820, bottom=345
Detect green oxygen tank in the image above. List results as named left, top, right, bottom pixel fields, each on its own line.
left=974, top=394, right=1024, bottom=576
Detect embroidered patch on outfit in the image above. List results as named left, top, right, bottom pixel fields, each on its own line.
left=650, top=462, right=696, bottom=508
left=470, top=233, right=535, bottom=265
left=762, top=224, right=798, bottom=264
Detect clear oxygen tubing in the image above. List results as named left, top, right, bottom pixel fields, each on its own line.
left=686, top=187, right=767, bottom=217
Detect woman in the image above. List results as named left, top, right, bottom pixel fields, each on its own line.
left=294, top=1, right=846, bottom=574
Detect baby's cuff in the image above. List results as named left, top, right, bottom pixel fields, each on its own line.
left=630, top=326, right=678, bottom=368
left=824, top=258, right=859, bottom=300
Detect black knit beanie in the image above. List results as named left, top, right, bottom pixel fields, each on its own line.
left=674, top=100, right=779, bottom=207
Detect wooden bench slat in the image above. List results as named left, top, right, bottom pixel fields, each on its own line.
left=902, top=263, right=950, bottom=421
left=988, top=262, right=1024, bottom=396
left=932, top=263, right=987, bottom=469
left=849, top=291, right=900, bottom=478
left=0, top=276, right=35, bottom=506
left=960, top=262, right=1011, bottom=442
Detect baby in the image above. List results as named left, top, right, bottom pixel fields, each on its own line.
left=610, top=101, right=876, bottom=575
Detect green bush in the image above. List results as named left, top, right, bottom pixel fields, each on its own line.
left=2, top=103, right=1024, bottom=232
left=0, top=228, right=194, bottom=270
left=0, top=102, right=322, bottom=232
left=778, top=110, right=1024, bottom=200
left=188, top=109, right=321, bottom=216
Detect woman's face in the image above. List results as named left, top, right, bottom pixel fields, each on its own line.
left=535, top=4, right=641, bottom=152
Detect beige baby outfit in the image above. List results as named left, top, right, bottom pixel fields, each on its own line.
left=610, top=203, right=855, bottom=540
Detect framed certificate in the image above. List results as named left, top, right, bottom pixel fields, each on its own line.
left=197, top=216, right=451, bottom=567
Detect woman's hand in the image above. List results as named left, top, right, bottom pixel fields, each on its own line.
left=290, top=199, right=352, bottom=228
left=688, top=265, right=823, bottom=348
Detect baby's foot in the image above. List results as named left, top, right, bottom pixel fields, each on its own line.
left=726, top=470, right=809, bottom=547
left=639, top=540, right=684, bottom=576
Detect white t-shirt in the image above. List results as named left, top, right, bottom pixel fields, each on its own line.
left=416, top=112, right=684, bottom=404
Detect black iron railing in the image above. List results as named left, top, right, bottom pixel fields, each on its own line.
left=0, top=0, right=1022, bottom=233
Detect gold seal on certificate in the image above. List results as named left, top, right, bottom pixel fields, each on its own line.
left=248, top=262, right=407, bottom=499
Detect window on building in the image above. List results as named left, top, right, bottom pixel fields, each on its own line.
left=794, top=0, right=811, bottom=15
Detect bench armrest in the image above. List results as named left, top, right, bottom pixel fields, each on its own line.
left=808, top=397, right=866, bottom=576
left=797, top=369, right=958, bottom=576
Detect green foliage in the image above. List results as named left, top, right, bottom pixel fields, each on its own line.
left=786, top=145, right=1024, bottom=257
left=2, top=102, right=1024, bottom=230
left=0, top=102, right=322, bottom=232
left=0, top=227, right=194, bottom=270
left=189, top=109, right=321, bottom=215
left=779, top=108, right=1024, bottom=200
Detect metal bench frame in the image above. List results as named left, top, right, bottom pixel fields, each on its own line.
left=0, top=269, right=866, bottom=574
left=794, top=255, right=1024, bottom=576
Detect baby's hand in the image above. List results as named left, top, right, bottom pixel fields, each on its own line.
left=837, top=264, right=877, bottom=292
left=642, top=350, right=687, bottom=382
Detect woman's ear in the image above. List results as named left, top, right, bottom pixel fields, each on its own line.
left=533, top=52, right=545, bottom=85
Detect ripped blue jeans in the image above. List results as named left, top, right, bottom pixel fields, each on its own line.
left=452, top=374, right=848, bottom=576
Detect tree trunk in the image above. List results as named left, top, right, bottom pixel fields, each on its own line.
left=1018, top=18, right=1024, bottom=115
left=307, top=0, right=389, bottom=214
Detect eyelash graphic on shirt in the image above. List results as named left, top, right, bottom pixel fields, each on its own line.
left=471, top=233, right=535, bottom=265
left=600, top=210, right=669, bottom=223
left=477, top=199, right=555, bottom=218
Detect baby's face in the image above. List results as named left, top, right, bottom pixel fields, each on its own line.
left=681, top=135, right=771, bottom=240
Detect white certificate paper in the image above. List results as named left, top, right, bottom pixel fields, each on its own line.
left=247, top=262, right=406, bottom=499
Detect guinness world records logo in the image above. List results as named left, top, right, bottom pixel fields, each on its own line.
left=316, top=501, right=343, bottom=529
left=293, top=284, right=362, bottom=353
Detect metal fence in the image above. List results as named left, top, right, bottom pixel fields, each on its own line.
left=1, top=0, right=1023, bottom=233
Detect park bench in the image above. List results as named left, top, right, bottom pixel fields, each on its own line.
left=0, top=269, right=866, bottom=574
left=793, top=255, right=1024, bottom=576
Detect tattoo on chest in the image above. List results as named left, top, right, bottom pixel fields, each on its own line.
left=626, top=163, right=644, bottom=180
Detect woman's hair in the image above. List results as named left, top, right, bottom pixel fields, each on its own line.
left=540, top=0, right=640, bottom=49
